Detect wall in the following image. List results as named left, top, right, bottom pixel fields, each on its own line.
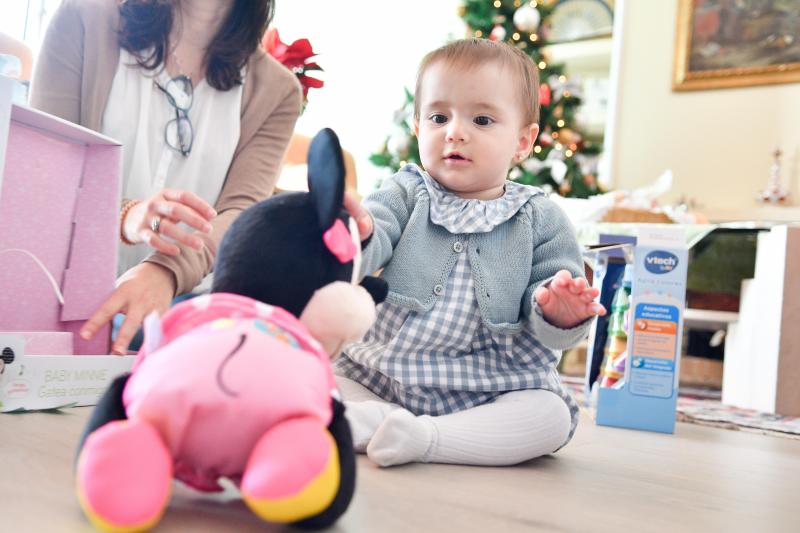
left=606, top=0, right=800, bottom=209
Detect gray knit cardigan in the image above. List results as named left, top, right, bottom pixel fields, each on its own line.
left=360, top=168, right=591, bottom=350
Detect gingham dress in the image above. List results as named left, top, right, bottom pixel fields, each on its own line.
left=335, top=170, right=579, bottom=439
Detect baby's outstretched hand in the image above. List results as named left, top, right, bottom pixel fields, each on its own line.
left=535, top=270, right=606, bottom=329
left=343, top=192, right=374, bottom=240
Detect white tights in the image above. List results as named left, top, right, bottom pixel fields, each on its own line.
left=336, top=376, right=571, bottom=467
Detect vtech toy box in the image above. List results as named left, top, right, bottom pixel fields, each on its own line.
left=585, top=226, right=688, bottom=433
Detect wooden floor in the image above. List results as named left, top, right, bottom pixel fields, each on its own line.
left=1, top=408, right=798, bottom=532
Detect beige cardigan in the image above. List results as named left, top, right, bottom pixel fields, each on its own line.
left=30, top=0, right=303, bottom=295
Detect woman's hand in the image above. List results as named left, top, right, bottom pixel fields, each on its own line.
left=123, top=189, right=217, bottom=255
left=343, top=192, right=373, bottom=240
left=80, top=262, right=177, bottom=355
left=535, top=270, right=606, bottom=329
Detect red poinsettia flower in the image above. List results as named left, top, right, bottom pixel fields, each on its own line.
left=262, top=28, right=324, bottom=100
left=298, top=75, right=324, bottom=96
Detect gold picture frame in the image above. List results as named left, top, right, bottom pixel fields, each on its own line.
left=673, top=0, right=800, bottom=91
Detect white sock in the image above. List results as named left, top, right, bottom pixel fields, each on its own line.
left=344, top=400, right=399, bottom=452
left=335, top=375, right=398, bottom=452
left=367, top=408, right=435, bottom=466
left=366, top=389, right=571, bottom=467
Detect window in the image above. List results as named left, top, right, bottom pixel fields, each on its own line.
left=272, top=1, right=465, bottom=193
left=1, top=0, right=62, bottom=57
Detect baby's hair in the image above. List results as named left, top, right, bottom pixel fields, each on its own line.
left=414, top=38, right=540, bottom=126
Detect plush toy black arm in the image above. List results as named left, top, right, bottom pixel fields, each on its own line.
left=293, top=397, right=356, bottom=530
left=359, top=275, right=388, bottom=305
left=75, top=373, right=131, bottom=467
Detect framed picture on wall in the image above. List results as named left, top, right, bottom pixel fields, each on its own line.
left=673, top=0, right=800, bottom=91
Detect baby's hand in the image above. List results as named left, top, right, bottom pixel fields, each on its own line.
left=343, top=192, right=373, bottom=240
left=535, top=270, right=606, bottom=329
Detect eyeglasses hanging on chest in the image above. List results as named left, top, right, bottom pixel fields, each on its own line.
left=154, top=75, right=194, bottom=157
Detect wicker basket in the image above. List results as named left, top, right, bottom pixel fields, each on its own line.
left=601, top=206, right=673, bottom=224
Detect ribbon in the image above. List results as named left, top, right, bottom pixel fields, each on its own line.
left=322, top=219, right=358, bottom=265
left=0, top=248, right=65, bottom=305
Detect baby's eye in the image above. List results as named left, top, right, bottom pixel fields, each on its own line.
left=430, top=114, right=448, bottom=124
left=474, top=116, right=494, bottom=126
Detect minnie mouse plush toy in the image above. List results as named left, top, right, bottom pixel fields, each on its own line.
left=75, top=129, right=386, bottom=531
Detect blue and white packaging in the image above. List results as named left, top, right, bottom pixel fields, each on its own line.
left=585, top=226, right=688, bottom=433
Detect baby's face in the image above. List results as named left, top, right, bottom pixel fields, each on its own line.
left=415, top=60, right=535, bottom=200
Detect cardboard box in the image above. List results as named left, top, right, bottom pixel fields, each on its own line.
left=584, top=226, right=688, bottom=433
left=0, top=333, right=134, bottom=412
left=0, top=75, right=134, bottom=411
left=722, top=225, right=800, bottom=416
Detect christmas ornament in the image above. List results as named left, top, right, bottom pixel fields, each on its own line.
left=557, top=128, right=581, bottom=145
left=513, top=4, right=541, bottom=33
left=490, top=24, right=507, bottom=41
left=547, top=74, right=583, bottom=101
left=547, top=147, right=566, bottom=162
left=539, top=83, right=551, bottom=106
left=522, top=153, right=568, bottom=184
left=549, top=160, right=568, bottom=185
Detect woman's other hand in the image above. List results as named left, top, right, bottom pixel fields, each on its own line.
left=80, top=262, right=177, bottom=355
left=123, top=189, right=217, bottom=255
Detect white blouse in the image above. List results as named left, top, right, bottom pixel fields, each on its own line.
left=102, top=50, right=242, bottom=277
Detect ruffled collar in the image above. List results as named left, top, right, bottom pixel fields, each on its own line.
left=409, top=165, right=542, bottom=234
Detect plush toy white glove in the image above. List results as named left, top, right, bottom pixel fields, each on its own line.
left=299, top=281, right=377, bottom=358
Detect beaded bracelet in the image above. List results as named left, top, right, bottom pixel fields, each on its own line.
left=119, top=199, right=141, bottom=245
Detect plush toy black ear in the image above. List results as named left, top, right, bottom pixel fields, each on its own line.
left=212, top=128, right=356, bottom=317
left=307, top=128, right=346, bottom=232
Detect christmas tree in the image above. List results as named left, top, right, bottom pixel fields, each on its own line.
left=369, top=0, right=603, bottom=198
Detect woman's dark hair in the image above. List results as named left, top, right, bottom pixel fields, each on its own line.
left=118, top=0, right=275, bottom=91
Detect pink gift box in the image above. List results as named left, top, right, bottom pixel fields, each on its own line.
left=0, top=77, right=121, bottom=355
left=7, top=332, right=74, bottom=355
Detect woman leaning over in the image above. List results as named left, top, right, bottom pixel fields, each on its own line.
left=31, top=0, right=303, bottom=354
